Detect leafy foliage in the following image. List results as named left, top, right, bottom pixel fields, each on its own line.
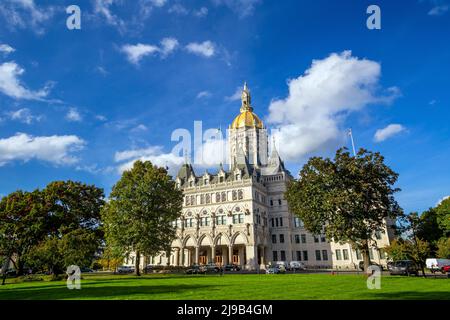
left=435, top=197, right=450, bottom=237
left=286, top=148, right=403, bottom=271
left=436, top=237, right=450, bottom=259
left=101, top=160, right=183, bottom=275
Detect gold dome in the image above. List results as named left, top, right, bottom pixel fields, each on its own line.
left=231, top=111, right=264, bottom=129
left=230, top=82, right=264, bottom=129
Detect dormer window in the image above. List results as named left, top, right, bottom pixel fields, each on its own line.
left=189, top=181, right=194, bottom=187
left=204, top=179, right=209, bottom=185
left=235, top=174, right=240, bottom=180
left=219, top=176, right=224, bottom=183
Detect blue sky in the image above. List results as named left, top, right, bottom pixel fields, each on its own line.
left=0, top=0, right=449, bottom=214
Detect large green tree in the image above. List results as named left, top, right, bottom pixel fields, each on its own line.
left=0, top=190, right=46, bottom=276
left=0, top=181, right=104, bottom=279
left=286, top=148, right=402, bottom=272
left=102, top=161, right=183, bottom=276
left=435, top=197, right=450, bottom=237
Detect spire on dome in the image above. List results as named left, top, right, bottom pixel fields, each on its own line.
left=240, top=81, right=253, bottom=113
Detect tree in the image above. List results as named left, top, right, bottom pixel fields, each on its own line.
left=0, top=190, right=46, bottom=276
left=25, top=181, right=105, bottom=276
left=435, top=197, right=450, bottom=237
left=0, top=181, right=104, bottom=279
left=416, top=209, right=443, bottom=252
left=436, top=237, right=450, bottom=259
left=102, top=161, right=183, bottom=276
left=384, top=239, right=410, bottom=261
left=286, top=148, right=402, bottom=272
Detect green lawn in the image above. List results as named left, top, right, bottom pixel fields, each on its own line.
left=0, top=273, right=449, bottom=300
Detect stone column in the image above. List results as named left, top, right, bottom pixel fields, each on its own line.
left=174, top=248, right=180, bottom=266
left=210, top=245, right=216, bottom=264
left=195, top=246, right=199, bottom=265
left=245, top=245, right=257, bottom=270
left=228, top=245, right=233, bottom=264
left=180, top=247, right=185, bottom=266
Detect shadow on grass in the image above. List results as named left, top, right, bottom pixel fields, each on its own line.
left=358, top=291, right=450, bottom=300
left=0, top=283, right=217, bottom=300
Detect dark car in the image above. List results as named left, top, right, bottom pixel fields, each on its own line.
left=223, top=264, right=241, bottom=271
left=386, top=261, right=394, bottom=271
left=80, top=267, right=94, bottom=273
left=185, top=265, right=206, bottom=274
left=358, top=261, right=383, bottom=271
left=204, top=263, right=221, bottom=273
left=389, top=260, right=419, bottom=276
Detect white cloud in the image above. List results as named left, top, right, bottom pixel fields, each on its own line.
left=130, top=124, right=148, bottom=132
left=121, top=43, right=159, bottom=64
left=0, top=0, right=55, bottom=34
left=428, top=5, right=449, bottom=16
left=0, top=133, right=85, bottom=166
left=148, top=0, right=167, bottom=7
left=93, top=0, right=126, bottom=32
left=0, top=62, right=51, bottom=100
left=7, top=108, right=42, bottom=124
left=160, top=37, right=179, bottom=57
left=225, top=87, right=243, bottom=101
left=185, top=41, right=215, bottom=58
left=436, top=195, right=449, bottom=206
left=0, top=44, right=15, bottom=55
left=114, top=146, right=184, bottom=175
left=168, top=4, right=189, bottom=15
left=95, top=115, right=107, bottom=121
left=121, top=38, right=178, bottom=64
left=197, top=91, right=211, bottom=99
left=267, top=51, right=400, bottom=161
left=374, top=124, right=406, bottom=142
left=65, top=108, right=82, bottom=122
left=194, top=7, right=209, bottom=17
left=211, top=0, right=261, bottom=17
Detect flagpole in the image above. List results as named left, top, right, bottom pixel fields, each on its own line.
left=348, top=128, right=356, bottom=156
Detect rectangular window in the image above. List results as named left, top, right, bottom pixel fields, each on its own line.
left=279, top=217, right=283, bottom=227
left=279, top=234, right=285, bottom=243
left=296, top=251, right=302, bottom=261
left=379, top=249, right=386, bottom=259
left=322, top=250, right=328, bottom=261
left=315, top=250, right=321, bottom=261
left=280, top=251, right=286, bottom=261
left=302, top=251, right=308, bottom=261
left=314, top=235, right=319, bottom=243
left=275, top=218, right=279, bottom=227
left=216, top=216, right=226, bottom=225
left=301, top=234, right=306, bottom=243
left=239, top=214, right=244, bottom=224
left=369, top=248, right=374, bottom=260
left=321, top=235, right=326, bottom=242
left=295, top=235, right=300, bottom=244
left=343, top=249, right=349, bottom=260
left=273, top=251, right=278, bottom=261
left=271, top=218, right=274, bottom=228
left=272, top=235, right=277, bottom=244
left=336, top=249, right=342, bottom=260
left=355, top=249, right=362, bottom=260
left=233, top=215, right=238, bottom=224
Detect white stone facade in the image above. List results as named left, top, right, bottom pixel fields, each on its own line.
left=134, top=84, right=395, bottom=271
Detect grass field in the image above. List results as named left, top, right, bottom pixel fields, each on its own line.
left=0, top=273, right=449, bottom=300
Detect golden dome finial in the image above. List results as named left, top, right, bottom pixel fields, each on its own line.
left=240, top=81, right=252, bottom=113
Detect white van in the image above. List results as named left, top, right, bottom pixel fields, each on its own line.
left=425, top=258, right=450, bottom=273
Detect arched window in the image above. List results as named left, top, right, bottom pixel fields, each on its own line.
left=206, top=194, right=211, bottom=204
left=232, top=190, right=237, bottom=201
left=216, top=192, right=221, bottom=202
left=238, top=189, right=244, bottom=200
left=221, top=192, right=226, bottom=202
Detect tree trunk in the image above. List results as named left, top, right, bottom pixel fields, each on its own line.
left=1, top=256, right=10, bottom=286
left=135, top=251, right=141, bottom=276
left=361, top=241, right=371, bottom=274
left=16, top=257, right=24, bottom=276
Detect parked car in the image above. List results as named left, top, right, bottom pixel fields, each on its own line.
left=289, top=261, right=306, bottom=271
left=358, top=261, right=383, bottom=271
left=5, top=269, right=17, bottom=277
left=204, top=263, right=221, bottom=273
left=117, top=266, right=135, bottom=274
left=143, top=264, right=154, bottom=273
left=223, top=264, right=241, bottom=271
left=80, top=267, right=94, bottom=273
left=441, top=265, right=450, bottom=274
left=185, top=265, right=206, bottom=274
left=265, top=264, right=285, bottom=274
left=390, top=260, right=419, bottom=276
left=386, top=261, right=395, bottom=271
left=426, top=258, right=450, bottom=273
